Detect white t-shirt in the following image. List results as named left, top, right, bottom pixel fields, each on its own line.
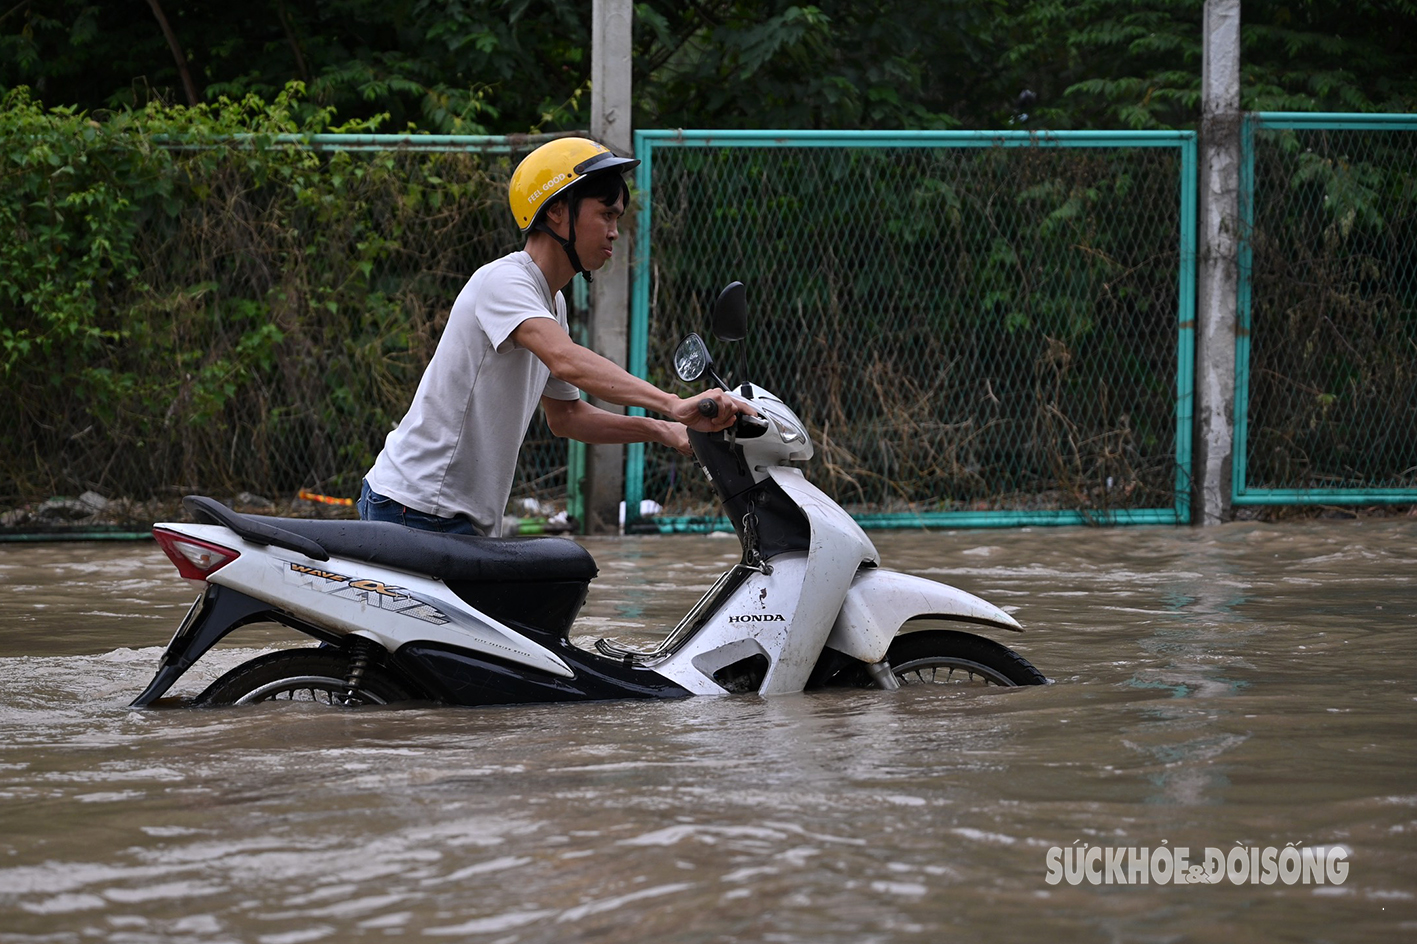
left=365, top=251, right=581, bottom=535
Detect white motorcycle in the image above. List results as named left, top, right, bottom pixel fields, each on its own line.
left=130, top=282, right=1045, bottom=709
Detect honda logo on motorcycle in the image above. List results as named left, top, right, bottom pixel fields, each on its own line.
left=728, top=613, right=786, bottom=623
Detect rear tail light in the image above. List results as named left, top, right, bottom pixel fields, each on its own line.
left=153, top=528, right=239, bottom=587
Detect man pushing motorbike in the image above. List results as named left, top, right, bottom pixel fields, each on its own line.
left=358, top=137, right=748, bottom=536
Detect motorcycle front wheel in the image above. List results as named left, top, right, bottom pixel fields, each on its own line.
left=194, top=648, right=417, bottom=707
left=882, top=629, right=1047, bottom=688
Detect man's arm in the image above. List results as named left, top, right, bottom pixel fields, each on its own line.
left=541, top=397, right=692, bottom=455
left=512, top=317, right=748, bottom=431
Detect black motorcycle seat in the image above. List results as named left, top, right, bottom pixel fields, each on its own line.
left=182, top=496, right=596, bottom=583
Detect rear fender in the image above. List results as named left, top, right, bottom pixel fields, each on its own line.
left=130, top=584, right=284, bottom=707
left=825, top=568, right=1023, bottom=665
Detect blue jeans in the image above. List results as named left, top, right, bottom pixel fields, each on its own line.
left=357, top=480, right=482, bottom=535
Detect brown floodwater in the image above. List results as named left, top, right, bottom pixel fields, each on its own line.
left=1, top=520, right=1414, bottom=943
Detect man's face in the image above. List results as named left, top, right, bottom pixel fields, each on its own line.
left=572, top=192, right=625, bottom=271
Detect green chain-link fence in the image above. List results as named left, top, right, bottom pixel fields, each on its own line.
left=7, top=119, right=1410, bottom=539
left=1235, top=114, right=1417, bottom=505
left=625, top=130, right=1197, bottom=530
left=0, top=134, right=577, bottom=537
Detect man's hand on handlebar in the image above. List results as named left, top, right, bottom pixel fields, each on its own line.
left=671, top=389, right=756, bottom=433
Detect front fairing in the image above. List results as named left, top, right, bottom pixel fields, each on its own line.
left=737, top=384, right=813, bottom=464
left=690, top=383, right=812, bottom=500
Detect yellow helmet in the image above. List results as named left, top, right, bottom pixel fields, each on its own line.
left=508, top=137, right=640, bottom=233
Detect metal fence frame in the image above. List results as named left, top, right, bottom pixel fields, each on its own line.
left=1234, top=113, right=1417, bottom=507
left=31, top=120, right=1411, bottom=536
left=624, top=129, right=1198, bottom=531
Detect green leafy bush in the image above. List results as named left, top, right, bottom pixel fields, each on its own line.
left=0, top=85, right=525, bottom=512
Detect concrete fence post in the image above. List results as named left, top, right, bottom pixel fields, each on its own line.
left=1194, top=0, right=1242, bottom=524
left=586, top=0, right=634, bottom=534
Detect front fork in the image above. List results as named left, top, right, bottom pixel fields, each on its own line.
left=865, top=659, right=901, bottom=691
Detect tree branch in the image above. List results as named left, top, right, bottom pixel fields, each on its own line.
left=144, top=0, right=199, bottom=106
left=274, top=0, right=311, bottom=84
left=637, top=0, right=733, bottom=80
left=0, top=0, right=32, bottom=29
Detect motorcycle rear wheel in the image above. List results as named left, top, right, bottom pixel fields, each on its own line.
left=885, top=629, right=1047, bottom=687
left=195, top=648, right=416, bottom=707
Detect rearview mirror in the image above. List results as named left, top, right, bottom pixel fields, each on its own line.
left=711, top=281, right=746, bottom=342
left=673, top=333, right=713, bottom=383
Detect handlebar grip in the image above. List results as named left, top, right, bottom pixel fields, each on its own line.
left=697, top=398, right=719, bottom=419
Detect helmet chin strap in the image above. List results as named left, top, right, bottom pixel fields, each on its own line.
left=533, top=203, right=593, bottom=284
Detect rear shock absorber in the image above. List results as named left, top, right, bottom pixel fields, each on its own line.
left=343, top=638, right=373, bottom=704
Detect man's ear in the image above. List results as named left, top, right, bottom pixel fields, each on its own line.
left=541, top=196, right=568, bottom=230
